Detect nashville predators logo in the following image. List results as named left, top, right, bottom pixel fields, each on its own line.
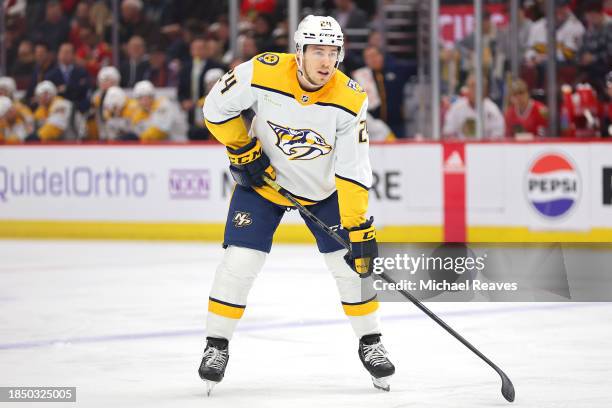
left=267, top=121, right=332, bottom=160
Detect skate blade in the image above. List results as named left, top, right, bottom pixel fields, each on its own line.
left=205, top=380, right=218, bottom=396
left=372, top=375, right=392, bottom=392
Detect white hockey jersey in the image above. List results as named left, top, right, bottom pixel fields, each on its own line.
left=131, top=97, right=178, bottom=142
left=203, top=52, right=371, bottom=228
left=33, top=96, right=73, bottom=141
left=525, top=13, right=585, bottom=62
left=443, top=97, right=505, bottom=139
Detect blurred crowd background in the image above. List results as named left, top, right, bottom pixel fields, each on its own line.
left=0, top=0, right=612, bottom=144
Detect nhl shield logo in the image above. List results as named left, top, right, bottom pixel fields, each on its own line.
left=267, top=121, right=332, bottom=160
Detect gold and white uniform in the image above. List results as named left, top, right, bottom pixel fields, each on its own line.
left=204, top=52, right=371, bottom=229
left=33, top=96, right=72, bottom=141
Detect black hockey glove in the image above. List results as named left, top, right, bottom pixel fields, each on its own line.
left=344, top=217, right=378, bottom=278
left=227, top=138, right=276, bottom=188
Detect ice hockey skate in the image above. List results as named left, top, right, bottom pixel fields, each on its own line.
left=198, top=337, right=229, bottom=396
left=358, top=334, right=395, bottom=391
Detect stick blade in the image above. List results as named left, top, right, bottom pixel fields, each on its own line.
left=500, top=371, right=515, bottom=402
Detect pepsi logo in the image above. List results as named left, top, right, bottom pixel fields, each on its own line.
left=526, top=153, right=580, bottom=218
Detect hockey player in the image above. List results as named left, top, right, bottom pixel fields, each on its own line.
left=0, top=96, right=33, bottom=143
left=0, top=77, right=34, bottom=142
left=130, top=80, right=177, bottom=142
left=101, top=86, right=137, bottom=141
left=30, top=81, right=73, bottom=142
left=198, top=15, right=395, bottom=395
left=86, top=66, right=122, bottom=140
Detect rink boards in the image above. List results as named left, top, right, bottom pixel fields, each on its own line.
left=0, top=140, right=611, bottom=242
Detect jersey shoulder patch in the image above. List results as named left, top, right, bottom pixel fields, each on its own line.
left=256, top=53, right=280, bottom=66
left=346, top=78, right=364, bottom=93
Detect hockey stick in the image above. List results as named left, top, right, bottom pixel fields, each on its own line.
left=263, top=175, right=515, bottom=403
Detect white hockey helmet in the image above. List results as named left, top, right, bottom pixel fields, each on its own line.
left=35, top=80, right=58, bottom=98
left=103, top=86, right=127, bottom=111
left=133, top=80, right=155, bottom=98
left=97, top=66, right=121, bottom=87
left=0, top=76, right=17, bottom=98
left=0, top=95, right=13, bottom=118
left=294, top=15, right=345, bottom=64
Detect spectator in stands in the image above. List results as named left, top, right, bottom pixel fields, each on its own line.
left=32, top=1, right=70, bottom=52
left=106, top=0, right=159, bottom=47
left=270, top=24, right=289, bottom=54
left=455, top=10, right=504, bottom=105
left=131, top=80, right=178, bottom=142
left=29, top=81, right=73, bottom=142
left=332, top=0, right=369, bottom=31
left=69, top=1, right=93, bottom=50
left=442, top=74, right=505, bottom=139
left=603, top=71, right=612, bottom=137
left=341, top=35, right=364, bottom=75
left=253, top=13, right=275, bottom=53
left=498, top=3, right=533, bottom=58
left=89, top=1, right=112, bottom=39
left=45, top=42, right=91, bottom=113
left=149, top=46, right=170, bottom=87
left=209, top=21, right=231, bottom=60
left=206, top=37, right=224, bottom=64
left=9, top=40, right=35, bottom=89
left=0, top=95, right=34, bottom=144
left=577, top=0, right=612, bottom=97
left=119, top=36, right=151, bottom=88
left=505, top=79, right=548, bottom=139
left=240, top=35, right=260, bottom=61
left=525, top=0, right=585, bottom=86
left=193, top=68, right=225, bottom=141
left=166, top=19, right=204, bottom=65
left=353, top=45, right=409, bottom=137
left=25, top=42, right=56, bottom=106
left=178, top=37, right=226, bottom=140
left=332, top=0, right=369, bottom=47
left=75, top=25, right=113, bottom=79
left=241, top=0, right=277, bottom=16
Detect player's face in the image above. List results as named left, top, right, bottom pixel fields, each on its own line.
left=302, top=45, right=339, bottom=87
left=100, top=79, right=117, bottom=91
left=138, top=96, right=154, bottom=111
left=511, top=89, right=529, bottom=108
left=38, top=92, right=53, bottom=106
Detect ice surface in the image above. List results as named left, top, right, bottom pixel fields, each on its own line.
left=1, top=240, right=611, bottom=408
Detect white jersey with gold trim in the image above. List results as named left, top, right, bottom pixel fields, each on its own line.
left=203, top=52, right=371, bottom=228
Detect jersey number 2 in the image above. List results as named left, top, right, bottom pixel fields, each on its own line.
left=358, top=120, right=368, bottom=143
left=220, top=70, right=237, bottom=94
